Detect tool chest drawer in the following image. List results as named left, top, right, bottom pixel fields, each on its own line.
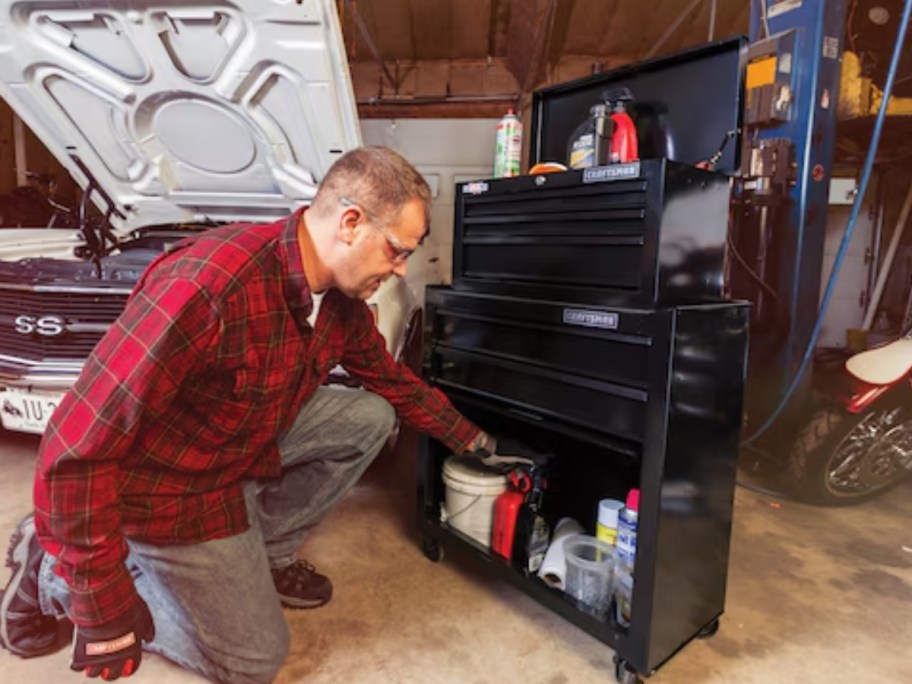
left=452, top=159, right=730, bottom=307
left=433, top=346, right=649, bottom=443
left=428, top=289, right=655, bottom=383
left=426, top=289, right=670, bottom=443
left=425, top=287, right=744, bottom=443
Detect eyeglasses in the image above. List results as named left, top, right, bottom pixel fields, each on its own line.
left=340, top=197, right=416, bottom=264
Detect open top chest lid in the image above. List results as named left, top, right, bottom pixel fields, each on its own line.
left=0, top=0, right=360, bottom=232
left=531, top=37, right=746, bottom=175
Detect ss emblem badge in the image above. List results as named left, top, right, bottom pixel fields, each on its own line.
left=14, top=315, right=65, bottom=336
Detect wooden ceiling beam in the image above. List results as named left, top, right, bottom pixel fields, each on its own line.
left=546, top=0, right=579, bottom=71
left=409, top=0, right=449, bottom=60
left=451, top=0, right=490, bottom=59
left=503, top=0, right=534, bottom=83
left=645, top=0, right=703, bottom=59
left=358, top=98, right=520, bottom=119
left=489, top=0, right=510, bottom=57
left=343, top=0, right=398, bottom=90
left=504, top=0, right=558, bottom=94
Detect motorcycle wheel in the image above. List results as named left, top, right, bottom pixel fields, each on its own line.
left=787, top=393, right=912, bottom=505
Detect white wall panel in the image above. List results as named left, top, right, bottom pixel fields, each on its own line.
left=818, top=202, right=876, bottom=347
left=361, top=118, right=498, bottom=308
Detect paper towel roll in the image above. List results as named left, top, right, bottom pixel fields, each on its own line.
left=537, top=517, right=585, bottom=589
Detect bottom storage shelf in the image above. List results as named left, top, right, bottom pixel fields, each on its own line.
left=416, top=401, right=733, bottom=680
left=418, top=517, right=630, bottom=648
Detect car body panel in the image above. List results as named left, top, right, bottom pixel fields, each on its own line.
left=0, top=1, right=416, bottom=434
left=0, top=0, right=360, bottom=233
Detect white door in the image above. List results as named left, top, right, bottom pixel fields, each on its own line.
left=817, top=180, right=876, bottom=348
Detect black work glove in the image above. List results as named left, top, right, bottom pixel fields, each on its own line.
left=71, top=597, right=155, bottom=681
left=472, top=436, right=550, bottom=469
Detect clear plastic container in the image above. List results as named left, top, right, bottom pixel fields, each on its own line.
left=563, top=534, right=616, bottom=620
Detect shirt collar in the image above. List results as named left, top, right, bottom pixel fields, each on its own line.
left=279, top=207, right=313, bottom=320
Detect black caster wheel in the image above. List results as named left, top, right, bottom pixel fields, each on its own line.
left=421, top=536, right=444, bottom=562
left=614, top=656, right=643, bottom=684
left=697, top=618, right=720, bottom=639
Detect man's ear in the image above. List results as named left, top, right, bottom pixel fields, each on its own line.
left=339, top=208, right=359, bottom=246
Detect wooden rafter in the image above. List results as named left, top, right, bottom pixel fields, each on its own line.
left=504, top=0, right=558, bottom=94
left=343, top=0, right=398, bottom=91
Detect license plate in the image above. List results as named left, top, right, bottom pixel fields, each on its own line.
left=0, top=389, right=65, bottom=434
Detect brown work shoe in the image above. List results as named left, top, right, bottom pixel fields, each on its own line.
left=271, top=560, right=332, bottom=609
left=1, top=515, right=58, bottom=657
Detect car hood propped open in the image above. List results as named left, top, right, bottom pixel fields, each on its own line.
left=0, top=0, right=361, bottom=236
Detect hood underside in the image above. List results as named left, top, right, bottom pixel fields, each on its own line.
left=0, top=0, right=361, bottom=233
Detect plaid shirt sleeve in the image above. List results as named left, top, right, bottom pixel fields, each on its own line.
left=340, top=301, right=481, bottom=454
left=33, top=275, right=218, bottom=626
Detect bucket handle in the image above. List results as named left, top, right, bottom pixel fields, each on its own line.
left=441, top=494, right=483, bottom=524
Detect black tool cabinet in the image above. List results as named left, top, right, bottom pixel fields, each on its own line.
left=417, top=159, right=749, bottom=682
left=450, top=159, right=732, bottom=308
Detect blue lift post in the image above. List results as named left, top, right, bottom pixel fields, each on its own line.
left=740, top=0, right=848, bottom=436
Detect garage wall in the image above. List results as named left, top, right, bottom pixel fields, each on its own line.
left=0, top=100, right=78, bottom=204
left=818, top=194, right=876, bottom=348
left=360, top=118, right=499, bottom=308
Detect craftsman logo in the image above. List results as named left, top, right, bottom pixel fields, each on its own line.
left=463, top=181, right=489, bottom=195
left=562, top=309, right=619, bottom=330
left=85, top=632, right=136, bottom=656
left=14, top=314, right=65, bottom=336
left=582, top=162, right=641, bottom=184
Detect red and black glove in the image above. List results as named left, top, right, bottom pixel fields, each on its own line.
left=70, top=597, right=155, bottom=681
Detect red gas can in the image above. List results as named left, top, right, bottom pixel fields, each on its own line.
left=492, top=489, right=525, bottom=560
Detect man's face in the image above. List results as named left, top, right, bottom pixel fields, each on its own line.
left=337, top=197, right=426, bottom=300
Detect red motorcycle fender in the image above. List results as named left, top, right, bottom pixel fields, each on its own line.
left=846, top=384, right=892, bottom=414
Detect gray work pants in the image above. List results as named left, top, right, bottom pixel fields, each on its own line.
left=38, top=387, right=395, bottom=684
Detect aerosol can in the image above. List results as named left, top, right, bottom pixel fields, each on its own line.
left=494, top=108, right=523, bottom=178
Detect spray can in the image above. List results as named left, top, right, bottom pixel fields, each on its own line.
left=596, top=498, right=624, bottom=546
left=494, top=108, right=523, bottom=178
left=614, top=488, right=639, bottom=627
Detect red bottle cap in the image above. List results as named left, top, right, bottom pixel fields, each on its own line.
left=626, top=488, right=640, bottom=512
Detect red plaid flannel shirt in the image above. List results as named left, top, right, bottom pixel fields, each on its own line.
left=33, top=209, right=479, bottom=626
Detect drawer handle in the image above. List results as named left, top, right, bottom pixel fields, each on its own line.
left=508, top=407, right=544, bottom=422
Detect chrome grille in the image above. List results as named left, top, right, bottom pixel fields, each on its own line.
left=0, top=287, right=129, bottom=361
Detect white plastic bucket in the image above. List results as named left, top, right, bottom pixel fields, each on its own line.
left=442, top=455, right=507, bottom=548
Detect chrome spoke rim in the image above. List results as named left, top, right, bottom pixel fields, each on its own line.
left=825, top=407, right=912, bottom=496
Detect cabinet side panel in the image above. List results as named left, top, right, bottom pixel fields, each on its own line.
left=647, top=303, right=750, bottom=670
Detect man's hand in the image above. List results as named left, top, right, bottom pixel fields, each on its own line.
left=71, top=597, right=155, bottom=681
left=469, top=433, right=547, bottom=469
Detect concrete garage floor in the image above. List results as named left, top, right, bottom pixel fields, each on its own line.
left=1, top=430, right=910, bottom=684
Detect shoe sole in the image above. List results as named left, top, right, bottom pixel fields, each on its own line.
left=277, top=594, right=331, bottom=609
left=1, top=516, right=56, bottom=658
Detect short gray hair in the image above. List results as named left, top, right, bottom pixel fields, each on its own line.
left=311, top=146, right=431, bottom=233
